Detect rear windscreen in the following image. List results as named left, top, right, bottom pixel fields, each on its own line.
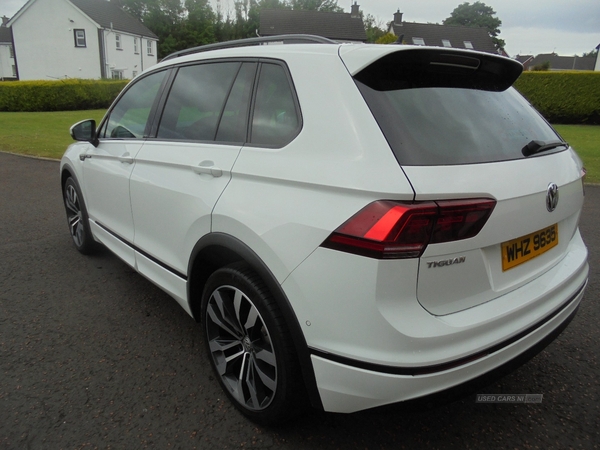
left=354, top=50, right=562, bottom=166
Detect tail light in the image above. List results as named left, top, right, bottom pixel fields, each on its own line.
left=321, top=199, right=496, bottom=259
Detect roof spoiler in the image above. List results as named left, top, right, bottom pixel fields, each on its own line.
left=354, top=48, right=523, bottom=92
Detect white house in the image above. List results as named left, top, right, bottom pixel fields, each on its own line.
left=7, top=0, right=158, bottom=80
left=0, top=17, right=17, bottom=80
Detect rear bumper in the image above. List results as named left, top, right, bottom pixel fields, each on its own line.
left=284, top=229, right=588, bottom=413
left=310, top=280, right=584, bottom=413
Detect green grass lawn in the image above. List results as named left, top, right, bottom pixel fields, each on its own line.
left=0, top=111, right=598, bottom=182
left=554, top=125, right=600, bottom=183
left=0, top=110, right=105, bottom=159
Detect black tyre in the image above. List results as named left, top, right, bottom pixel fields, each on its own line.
left=201, top=263, right=306, bottom=425
left=63, top=177, right=97, bottom=255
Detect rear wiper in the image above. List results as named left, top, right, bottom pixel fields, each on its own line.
left=522, top=139, right=569, bottom=157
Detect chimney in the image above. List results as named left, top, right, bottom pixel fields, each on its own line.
left=1, top=16, right=9, bottom=26
left=394, top=10, right=403, bottom=26
left=350, top=2, right=360, bottom=18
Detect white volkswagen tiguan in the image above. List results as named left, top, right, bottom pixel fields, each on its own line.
left=61, top=36, right=588, bottom=424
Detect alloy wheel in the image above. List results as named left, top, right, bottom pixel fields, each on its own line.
left=205, top=285, right=278, bottom=411
left=64, top=183, right=85, bottom=248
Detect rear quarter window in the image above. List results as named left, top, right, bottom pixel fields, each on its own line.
left=250, top=63, right=301, bottom=148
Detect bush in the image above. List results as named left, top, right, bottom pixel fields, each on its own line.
left=530, top=61, right=550, bottom=71
left=0, top=79, right=128, bottom=112
left=376, top=33, right=400, bottom=45
left=514, top=71, right=600, bottom=124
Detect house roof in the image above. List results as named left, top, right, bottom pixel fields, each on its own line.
left=390, top=22, right=497, bottom=54
left=70, top=0, right=158, bottom=39
left=8, top=0, right=157, bottom=39
left=259, top=9, right=367, bottom=42
left=0, top=26, right=12, bottom=44
left=529, top=53, right=596, bottom=71
left=515, top=55, right=533, bottom=64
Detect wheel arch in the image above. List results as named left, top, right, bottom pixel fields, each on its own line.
left=60, top=163, right=76, bottom=189
left=187, top=232, right=323, bottom=410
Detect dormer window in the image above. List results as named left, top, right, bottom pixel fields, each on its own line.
left=464, top=41, right=474, bottom=49
left=442, top=39, right=452, bottom=48
left=412, top=37, right=425, bottom=46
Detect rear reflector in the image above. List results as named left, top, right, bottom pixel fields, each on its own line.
left=322, top=199, right=496, bottom=259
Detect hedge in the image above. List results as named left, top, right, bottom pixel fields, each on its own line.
left=514, top=71, right=600, bottom=125
left=0, top=79, right=128, bottom=112
left=1, top=72, right=599, bottom=124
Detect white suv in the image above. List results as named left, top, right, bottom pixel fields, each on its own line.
left=61, top=36, right=588, bottom=424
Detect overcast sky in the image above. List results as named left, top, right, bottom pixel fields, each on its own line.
left=2, top=0, right=599, bottom=57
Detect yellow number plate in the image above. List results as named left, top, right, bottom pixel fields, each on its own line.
left=501, top=224, right=558, bottom=271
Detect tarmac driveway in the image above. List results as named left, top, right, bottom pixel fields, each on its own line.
left=0, top=152, right=598, bottom=449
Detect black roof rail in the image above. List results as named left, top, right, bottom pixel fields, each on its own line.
left=162, top=34, right=337, bottom=62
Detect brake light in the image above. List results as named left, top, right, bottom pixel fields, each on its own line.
left=321, top=199, right=496, bottom=259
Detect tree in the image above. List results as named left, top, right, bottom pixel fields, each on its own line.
left=184, top=0, right=217, bottom=46
left=119, top=0, right=220, bottom=58
left=288, top=0, right=343, bottom=12
left=362, top=13, right=386, bottom=43
left=443, top=2, right=505, bottom=50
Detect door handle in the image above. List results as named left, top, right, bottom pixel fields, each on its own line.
left=118, top=153, right=134, bottom=164
left=193, top=161, right=222, bottom=177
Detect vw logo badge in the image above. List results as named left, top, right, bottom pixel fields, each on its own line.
left=546, top=183, right=559, bottom=212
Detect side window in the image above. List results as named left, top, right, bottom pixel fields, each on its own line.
left=157, top=62, right=240, bottom=141
left=101, top=70, right=166, bottom=139
left=215, top=62, right=256, bottom=143
left=250, top=63, right=300, bottom=147
left=74, top=29, right=86, bottom=48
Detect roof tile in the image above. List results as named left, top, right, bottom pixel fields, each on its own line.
left=260, top=9, right=366, bottom=42
left=391, top=22, right=497, bottom=54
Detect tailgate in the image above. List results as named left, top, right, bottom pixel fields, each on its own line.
left=404, top=150, right=584, bottom=315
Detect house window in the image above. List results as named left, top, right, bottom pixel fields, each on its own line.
left=12, top=65, right=17, bottom=77
left=464, top=41, right=474, bottom=49
left=147, top=40, right=153, bottom=56
left=132, top=70, right=138, bottom=78
left=116, top=34, right=122, bottom=50
left=74, top=29, right=86, bottom=47
left=412, top=37, right=425, bottom=46
left=442, top=39, right=452, bottom=48
left=134, top=38, right=139, bottom=54
left=111, top=70, right=123, bottom=80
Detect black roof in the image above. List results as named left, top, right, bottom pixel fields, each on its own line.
left=391, top=22, right=497, bottom=54
left=529, top=53, right=596, bottom=71
left=0, top=26, right=12, bottom=43
left=259, top=9, right=367, bottom=42
left=70, top=0, right=157, bottom=38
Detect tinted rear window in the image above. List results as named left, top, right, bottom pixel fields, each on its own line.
left=354, top=50, right=562, bottom=166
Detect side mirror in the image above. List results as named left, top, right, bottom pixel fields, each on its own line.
left=70, top=119, right=99, bottom=147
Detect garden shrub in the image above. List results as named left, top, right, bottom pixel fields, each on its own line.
left=0, top=79, right=128, bottom=112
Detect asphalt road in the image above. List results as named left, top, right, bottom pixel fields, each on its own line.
left=0, top=151, right=598, bottom=449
